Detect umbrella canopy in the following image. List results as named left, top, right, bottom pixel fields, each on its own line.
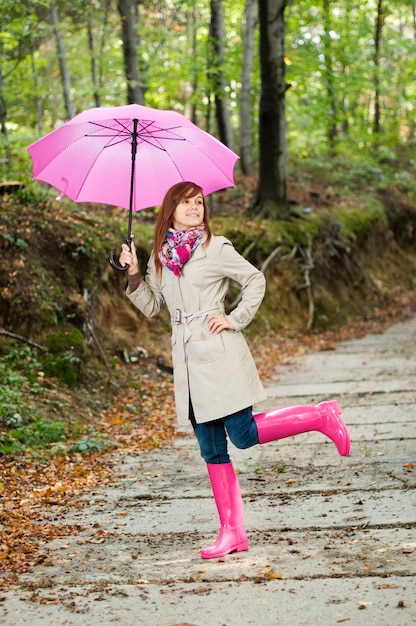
left=28, top=104, right=238, bottom=270
left=27, top=104, right=238, bottom=212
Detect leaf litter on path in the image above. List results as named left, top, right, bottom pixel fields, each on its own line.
left=1, top=289, right=415, bottom=587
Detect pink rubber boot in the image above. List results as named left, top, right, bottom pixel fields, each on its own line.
left=201, top=462, right=249, bottom=559
left=254, top=399, right=351, bottom=456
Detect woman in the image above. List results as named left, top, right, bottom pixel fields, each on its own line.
left=119, top=181, right=351, bottom=560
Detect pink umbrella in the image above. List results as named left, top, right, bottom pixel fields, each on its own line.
left=27, top=104, right=239, bottom=271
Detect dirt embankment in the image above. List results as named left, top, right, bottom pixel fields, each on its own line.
left=1, top=182, right=416, bottom=419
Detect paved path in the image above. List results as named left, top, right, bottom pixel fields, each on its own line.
left=1, top=317, right=415, bottom=626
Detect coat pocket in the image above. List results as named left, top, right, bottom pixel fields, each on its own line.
left=186, top=332, right=225, bottom=364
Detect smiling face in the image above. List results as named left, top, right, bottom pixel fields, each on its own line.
left=172, top=192, right=205, bottom=231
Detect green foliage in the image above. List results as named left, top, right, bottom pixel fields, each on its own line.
left=66, top=432, right=118, bottom=455
left=286, top=0, right=416, bottom=155
left=0, top=344, right=116, bottom=456
left=0, top=346, right=70, bottom=454
left=333, top=202, right=387, bottom=242
left=46, top=327, right=84, bottom=352
left=42, top=351, right=82, bottom=388
left=3, top=233, right=28, bottom=249
left=1, top=0, right=414, bottom=179
left=0, top=370, right=30, bottom=429
left=41, top=326, right=85, bottom=387
left=0, top=346, right=42, bottom=428
left=0, top=417, right=117, bottom=456
left=0, top=418, right=66, bottom=455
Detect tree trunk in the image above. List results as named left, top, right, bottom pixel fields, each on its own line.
left=323, top=0, right=337, bottom=152
left=86, top=8, right=100, bottom=108
left=209, top=0, right=234, bottom=150
left=97, top=0, right=112, bottom=104
left=412, top=1, right=416, bottom=39
left=0, top=51, right=7, bottom=137
left=51, top=5, right=75, bottom=120
left=117, top=0, right=143, bottom=104
left=29, top=47, right=43, bottom=135
left=190, top=5, right=199, bottom=125
left=373, top=0, right=384, bottom=135
left=239, top=0, right=257, bottom=175
left=252, top=0, right=288, bottom=219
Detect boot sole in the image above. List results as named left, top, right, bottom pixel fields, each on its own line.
left=201, top=541, right=249, bottom=559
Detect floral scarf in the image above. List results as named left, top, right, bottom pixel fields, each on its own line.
left=158, top=225, right=205, bottom=277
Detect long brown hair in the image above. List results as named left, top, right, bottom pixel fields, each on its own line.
left=154, top=181, right=212, bottom=277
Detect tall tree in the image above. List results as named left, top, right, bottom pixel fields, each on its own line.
left=86, top=5, right=100, bottom=108
left=252, top=0, right=289, bottom=218
left=189, top=4, right=200, bottom=125
left=208, top=0, right=234, bottom=150
left=51, top=5, right=75, bottom=119
left=322, top=0, right=337, bottom=152
left=29, top=40, right=43, bottom=135
left=118, top=0, right=143, bottom=104
left=0, top=45, right=7, bottom=138
left=83, top=0, right=112, bottom=108
left=1, top=0, right=415, bottom=188
left=373, top=0, right=384, bottom=134
left=239, top=0, right=257, bottom=175
left=0, top=1, right=52, bottom=136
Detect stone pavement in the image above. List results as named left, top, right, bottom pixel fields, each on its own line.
left=1, top=317, right=415, bottom=626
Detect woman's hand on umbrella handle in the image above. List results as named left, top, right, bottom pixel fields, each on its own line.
left=120, top=240, right=140, bottom=276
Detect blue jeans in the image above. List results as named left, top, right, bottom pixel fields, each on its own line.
left=189, top=401, right=260, bottom=464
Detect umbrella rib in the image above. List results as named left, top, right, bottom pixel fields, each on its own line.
left=60, top=130, right=123, bottom=202
left=73, top=121, right=189, bottom=203
left=72, top=121, right=189, bottom=202
left=161, top=136, right=236, bottom=185
left=86, top=120, right=187, bottom=152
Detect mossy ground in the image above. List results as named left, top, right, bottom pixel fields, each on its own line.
left=1, top=172, right=415, bottom=439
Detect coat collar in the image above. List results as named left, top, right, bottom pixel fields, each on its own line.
left=187, top=234, right=209, bottom=264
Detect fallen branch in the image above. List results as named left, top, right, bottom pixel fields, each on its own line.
left=261, top=245, right=282, bottom=273
left=82, top=288, right=111, bottom=374
left=241, top=231, right=264, bottom=259
left=0, top=329, right=47, bottom=351
left=298, top=237, right=315, bottom=330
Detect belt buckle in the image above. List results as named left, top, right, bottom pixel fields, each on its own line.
left=175, top=309, right=182, bottom=324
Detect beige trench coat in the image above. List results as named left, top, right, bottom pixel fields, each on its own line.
left=127, top=235, right=267, bottom=426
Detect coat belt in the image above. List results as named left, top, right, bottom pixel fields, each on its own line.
left=172, top=306, right=220, bottom=325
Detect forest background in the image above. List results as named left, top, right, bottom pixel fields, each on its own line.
left=2, top=0, right=415, bottom=201
left=0, top=0, right=416, bottom=575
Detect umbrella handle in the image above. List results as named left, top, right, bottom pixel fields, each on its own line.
left=108, top=250, right=130, bottom=272
left=108, top=236, right=133, bottom=272
left=108, top=120, right=137, bottom=273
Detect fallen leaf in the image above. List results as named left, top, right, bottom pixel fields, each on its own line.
left=260, top=565, right=282, bottom=579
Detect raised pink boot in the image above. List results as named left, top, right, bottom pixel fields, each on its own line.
left=201, top=462, right=248, bottom=559
left=254, top=399, right=351, bottom=456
